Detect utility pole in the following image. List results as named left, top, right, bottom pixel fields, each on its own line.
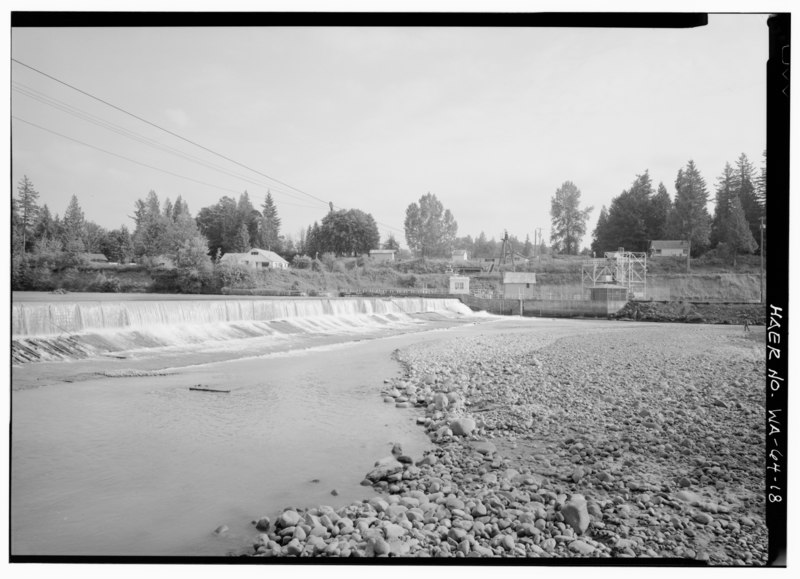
left=760, top=217, right=765, bottom=303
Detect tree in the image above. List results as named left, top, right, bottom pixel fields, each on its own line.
left=383, top=233, right=400, bottom=251
left=16, top=175, right=40, bottom=253
left=259, top=191, right=282, bottom=251
left=733, top=153, right=762, bottom=249
left=549, top=181, right=593, bottom=255
left=318, top=209, right=380, bottom=256
left=667, top=160, right=712, bottom=260
left=101, top=226, right=134, bottom=263
left=32, top=204, right=58, bottom=250
left=196, top=196, right=239, bottom=257
left=522, top=234, right=533, bottom=257
left=710, top=162, right=737, bottom=248
left=722, top=194, right=757, bottom=266
left=647, top=182, right=672, bottom=241
left=756, top=149, right=766, bottom=213
left=404, top=193, right=458, bottom=258
left=590, top=205, right=610, bottom=255
left=62, top=195, right=86, bottom=252
left=83, top=222, right=107, bottom=253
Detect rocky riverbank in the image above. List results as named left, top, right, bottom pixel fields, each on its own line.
left=243, top=323, right=768, bottom=563
left=615, top=301, right=765, bottom=325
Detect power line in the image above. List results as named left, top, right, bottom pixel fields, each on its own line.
left=12, top=58, right=333, bottom=208
left=12, top=81, right=318, bottom=206
left=12, top=116, right=322, bottom=210
left=12, top=58, right=407, bottom=237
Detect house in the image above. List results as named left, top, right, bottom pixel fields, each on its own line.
left=369, top=249, right=396, bottom=262
left=501, top=271, right=537, bottom=299
left=649, top=240, right=689, bottom=257
left=451, top=249, right=469, bottom=262
left=220, top=248, right=289, bottom=269
left=448, top=275, right=470, bottom=295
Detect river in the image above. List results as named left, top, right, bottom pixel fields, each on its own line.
left=10, top=294, right=500, bottom=556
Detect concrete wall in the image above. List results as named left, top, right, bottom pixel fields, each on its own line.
left=459, top=295, right=627, bottom=317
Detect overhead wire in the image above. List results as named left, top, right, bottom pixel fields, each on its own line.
left=11, top=58, right=407, bottom=235
left=12, top=81, right=317, bottom=206
left=12, top=116, right=322, bottom=210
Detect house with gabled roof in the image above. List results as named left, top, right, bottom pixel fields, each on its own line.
left=220, top=248, right=289, bottom=269
left=649, top=240, right=689, bottom=257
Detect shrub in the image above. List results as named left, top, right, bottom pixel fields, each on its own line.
left=398, top=274, right=418, bottom=288
left=89, top=272, right=122, bottom=292
left=292, top=255, right=314, bottom=269
left=214, top=262, right=255, bottom=289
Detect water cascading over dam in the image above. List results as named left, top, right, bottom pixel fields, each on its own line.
left=11, top=297, right=474, bottom=364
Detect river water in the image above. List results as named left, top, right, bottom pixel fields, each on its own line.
left=10, top=294, right=502, bottom=557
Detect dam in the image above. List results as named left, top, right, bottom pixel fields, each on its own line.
left=11, top=293, right=478, bottom=365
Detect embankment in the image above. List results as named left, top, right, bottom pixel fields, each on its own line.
left=11, top=296, right=475, bottom=364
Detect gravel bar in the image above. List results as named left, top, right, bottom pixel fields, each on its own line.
left=243, top=323, right=767, bottom=563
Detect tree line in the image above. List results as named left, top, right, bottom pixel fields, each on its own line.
left=12, top=148, right=766, bottom=291
left=548, top=152, right=766, bottom=264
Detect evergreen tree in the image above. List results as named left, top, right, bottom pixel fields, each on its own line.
left=647, top=182, right=672, bottom=242
left=259, top=191, right=282, bottom=251
left=756, top=149, right=766, bottom=213
left=16, top=175, right=40, bottom=253
left=710, top=162, right=737, bottom=248
left=523, top=234, right=533, bottom=257
left=132, top=190, right=171, bottom=257
left=62, top=195, right=86, bottom=252
left=549, top=181, right=593, bottom=255
left=33, top=204, right=58, bottom=249
left=723, top=194, right=758, bottom=266
left=667, top=160, right=712, bottom=259
left=733, top=153, right=762, bottom=248
left=590, top=205, right=610, bottom=255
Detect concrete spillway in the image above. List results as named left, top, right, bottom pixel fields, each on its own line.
left=11, top=297, right=475, bottom=364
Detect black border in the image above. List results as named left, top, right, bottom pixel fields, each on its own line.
left=10, top=12, right=708, bottom=29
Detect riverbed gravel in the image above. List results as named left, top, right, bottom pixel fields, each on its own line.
left=245, top=322, right=768, bottom=563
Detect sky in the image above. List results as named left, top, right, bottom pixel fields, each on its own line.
left=11, top=13, right=769, bottom=250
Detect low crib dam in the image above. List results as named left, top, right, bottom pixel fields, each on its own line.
left=11, top=296, right=474, bottom=364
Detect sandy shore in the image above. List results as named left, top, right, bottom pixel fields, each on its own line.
left=243, top=322, right=768, bottom=563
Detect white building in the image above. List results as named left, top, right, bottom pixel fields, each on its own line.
left=448, top=275, right=470, bottom=295
left=649, top=240, right=689, bottom=257
left=220, top=248, right=289, bottom=269
left=369, top=249, right=396, bottom=262
left=502, top=271, right=537, bottom=299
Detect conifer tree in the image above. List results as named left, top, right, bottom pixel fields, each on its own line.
left=710, top=162, right=737, bottom=248
left=668, top=160, right=712, bottom=260
left=16, top=175, right=40, bottom=253
left=260, top=191, right=282, bottom=251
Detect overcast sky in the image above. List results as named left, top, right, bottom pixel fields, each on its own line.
left=11, top=14, right=768, bottom=250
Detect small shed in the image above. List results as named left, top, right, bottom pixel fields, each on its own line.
left=501, top=271, right=537, bottom=299
left=451, top=249, right=469, bottom=262
left=448, top=275, right=470, bottom=295
left=220, top=248, right=289, bottom=270
left=369, top=249, right=396, bottom=262
left=650, top=240, right=689, bottom=257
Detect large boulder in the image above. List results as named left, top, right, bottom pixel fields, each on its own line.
left=561, top=494, right=591, bottom=535
left=450, top=417, right=476, bottom=436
